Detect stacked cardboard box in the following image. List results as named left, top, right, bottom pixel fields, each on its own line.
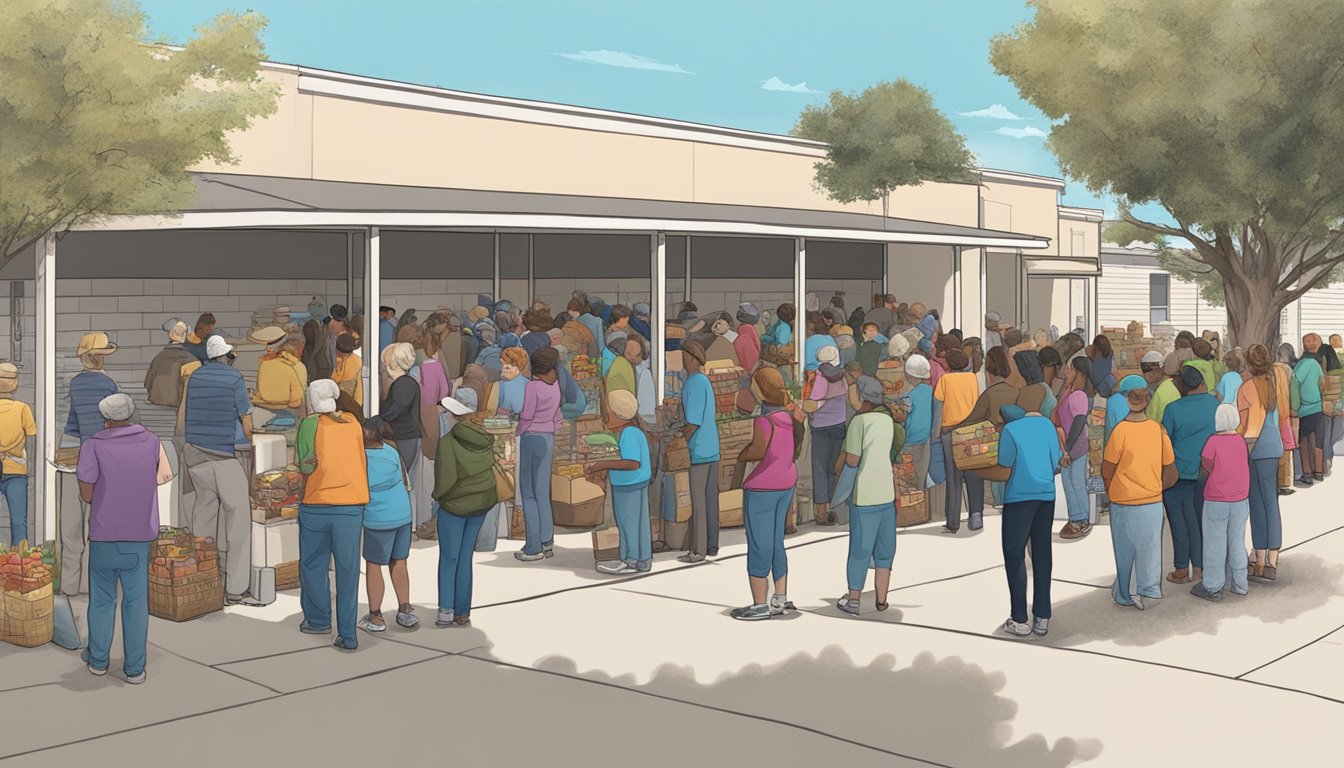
left=709, top=367, right=746, bottom=417
left=552, top=464, right=606, bottom=528
left=1088, top=397, right=1107, bottom=478
left=717, top=418, right=756, bottom=490
left=149, top=527, right=223, bottom=622
left=893, top=452, right=928, bottom=526
left=718, top=489, right=744, bottom=528
left=951, top=421, right=999, bottom=471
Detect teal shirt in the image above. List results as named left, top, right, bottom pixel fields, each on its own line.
left=1294, top=358, right=1324, bottom=417
left=1161, top=393, right=1219, bottom=480
left=609, top=424, right=651, bottom=486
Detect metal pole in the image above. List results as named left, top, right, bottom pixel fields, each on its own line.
left=685, top=236, right=693, bottom=303
left=365, top=227, right=380, bottom=418
left=652, top=233, right=666, bottom=405
left=794, top=237, right=806, bottom=385
left=35, top=233, right=56, bottom=543
left=492, top=232, right=501, bottom=305
left=345, top=232, right=355, bottom=313
left=952, top=246, right=963, bottom=331
left=527, top=233, right=535, bottom=304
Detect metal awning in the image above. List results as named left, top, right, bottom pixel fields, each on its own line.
left=1024, top=256, right=1101, bottom=277
left=75, top=173, right=1052, bottom=249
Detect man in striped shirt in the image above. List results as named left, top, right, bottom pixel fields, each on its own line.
left=60, top=332, right=120, bottom=596
left=183, top=335, right=259, bottom=605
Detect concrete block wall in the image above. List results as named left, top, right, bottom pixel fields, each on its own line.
left=534, top=278, right=653, bottom=315
left=54, top=278, right=348, bottom=441
left=379, top=279, right=494, bottom=324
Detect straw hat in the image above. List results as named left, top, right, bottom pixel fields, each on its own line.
left=248, top=325, right=287, bottom=346
left=76, top=332, right=117, bottom=358
left=0, top=363, right=17, bottom=394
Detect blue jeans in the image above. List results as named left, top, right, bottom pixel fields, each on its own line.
left=1248, top=457, right=1282, bottom=550
left=1163, top=479, right=1203, bottom=569
left=1001, top=500, right=1054, bottom=622
left=810, top=424, right=846, bottom=503
left=1060, top=456, right=1089, bottom=523
left=0, top=474, right=28, bottom=546
left=519, top=433, right=555, bottom=556
left=86, top=541, right=151, bottom=677
left=1201, top=499, right=1250, bottom=595
left=437, top=507, right=486, bottom=616
left=991, top=481, right=1005, bottom=507
left=611, top=482, right=651, bottom=564
left=299, top=506, right=364, bottom=646
left=1110, top=502, right=1164, bottom=605
left=743, top=489, right=793, bottom=580
left=847, top=502, right=896, bottom=591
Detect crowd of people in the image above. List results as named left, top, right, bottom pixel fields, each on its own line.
left=16, top=288, right=1335, bottom=681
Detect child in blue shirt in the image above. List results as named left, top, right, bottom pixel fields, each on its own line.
left=586, top=390, right=652, bottom=575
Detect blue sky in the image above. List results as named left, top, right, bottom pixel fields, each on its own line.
left=139, top=0, right=1117, bottom=214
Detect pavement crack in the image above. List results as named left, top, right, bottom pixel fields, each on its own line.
left=1235, top=620, right=1344, bottom=680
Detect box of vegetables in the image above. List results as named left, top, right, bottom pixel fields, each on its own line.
left=1, top=541, right=56, bottom=647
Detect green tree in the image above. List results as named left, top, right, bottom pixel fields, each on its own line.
left=0, top=0, right=279, bottom=270
left=1104, top=220, right=1227, bottom=306
left=992, top=0, right=1344, bottom=348
left=791, top=80, right=977, bottom=220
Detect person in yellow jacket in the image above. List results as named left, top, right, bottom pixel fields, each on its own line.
left=250, top=326, right=308, bottom=414
left=332, top=332, right=364, bottom=410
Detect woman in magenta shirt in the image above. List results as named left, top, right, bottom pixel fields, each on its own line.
left=730, top=367, right=804, bottom=621
left=514, top=347, right=565, bottom=562
left=1194, top=403, right=1251, bottom=601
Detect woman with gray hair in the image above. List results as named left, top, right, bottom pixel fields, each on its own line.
left=296, top=379, right=369, bottom=651
left=379, top=342, right=422, bottom=475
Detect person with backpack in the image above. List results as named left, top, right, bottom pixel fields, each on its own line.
left=357, top=417, right=418, bottom=634
left=831, top=376, right=898, bottom=616
left=431, top=389, right=498, bottom=627
left=586, top=390, right=653, bottom=575
left=729, top=366, right=804, bottom=621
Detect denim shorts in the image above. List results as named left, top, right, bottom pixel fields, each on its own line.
left=363, top=523, right=412, bottom=565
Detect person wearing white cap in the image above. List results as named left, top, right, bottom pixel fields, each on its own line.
left=586, top=390, right=652, bottom=574
left=182, top=334, right=259, bottom=606
left=430, top=387, right=499, bottom=627
left=77, top=393, right=173, bottom=683
left=900, top=355, right=936, bottom=493
left=295, top=379, right=369, bottom=649
left=1193, top=404, right=1251, bottom=602
left=145, top=319, right=196, bottom=409
left=984, top=312, right=1004, bottom=351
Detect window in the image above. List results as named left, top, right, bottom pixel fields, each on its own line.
left=1149, top=273, right=1170, bottom=325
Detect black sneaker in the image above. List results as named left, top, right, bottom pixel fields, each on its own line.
left=1190, top=582, right=1223, bottom=602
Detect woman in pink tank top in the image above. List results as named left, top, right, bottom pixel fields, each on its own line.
left=730, top=367, right=804, bottom=622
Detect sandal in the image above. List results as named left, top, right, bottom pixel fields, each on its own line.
left=875, top=600, right=889, bottom=612
left=1166, top=569, right=1192, bottom=584
left=1260, top=565, right=1277, bottom=581
left=452, top=615, right=472, bottom=627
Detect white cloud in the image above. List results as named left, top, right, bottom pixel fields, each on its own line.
left=994, top=125, right=1049, bottom=139
left=557, top=50, right=692, bottom=74
left=762, top=76, right=818, bottom=94
left=959, top=104, right=1027, bottom=120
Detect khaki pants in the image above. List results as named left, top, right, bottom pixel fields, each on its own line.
left=185, top=450, right=253, bottom=597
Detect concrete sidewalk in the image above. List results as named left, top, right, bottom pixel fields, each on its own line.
left=1, top=488, right=1340, bottom=767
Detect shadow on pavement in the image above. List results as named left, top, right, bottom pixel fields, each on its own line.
left=524, top=645, right=1105, bottom=767
left=1043, top=553, right=1344, bottom=648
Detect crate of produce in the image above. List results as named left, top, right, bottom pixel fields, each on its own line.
left=897, top=495, right=929, bottom=528
left=0, top=542, right=56, bottom=647
left=251, top=467, right=303, bottom=523
left=951, top=421, right=1000, bottom=471
left=274, top=560, right=300, bottom=591
left=552, top=464, right=606, bottom=528
left=148, top=570, right=223, bottom=622
left=718, top=489, right=744, bottom=528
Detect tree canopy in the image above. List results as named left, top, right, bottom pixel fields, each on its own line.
left=791, top=80, right=977, bottom=217
left=992, top=0, right=1344, bottom=347
left=0, top=0, right=279, bottom=270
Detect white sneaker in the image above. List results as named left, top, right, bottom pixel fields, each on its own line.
left=357, top=614, right=387, bottom=634
left=769, top=594, right=796, bottom=615
left=596, top=560, right=635, bottom=574
left=126, top=671, right=146, bottom=685
left=1002, top=618, right=1032, bottom=636
left=1132, top=595, right=1145, bottom=611
left=1032, top=617, right=1049, bottom=636
left=435, top=611, right=454, bottom=627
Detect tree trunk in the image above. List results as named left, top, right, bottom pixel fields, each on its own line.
left=1224, top=285, right=1283, bottom=350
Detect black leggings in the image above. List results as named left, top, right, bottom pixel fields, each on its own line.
left=1300, top=412, right=1325, bottom=478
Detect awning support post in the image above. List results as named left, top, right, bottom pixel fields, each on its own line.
left=794, top=237, right=806, bottom=385
left=35, top=232, right=57, bottom=543
left=364, top=227, right=380, bottom=418
left=492, top=233, right=501, bottom=305
left=652, top=233, right=666, bottom=405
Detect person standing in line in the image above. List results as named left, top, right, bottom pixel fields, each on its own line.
left=76, top=394, right=173, bottom=683
left=933, top=348, right=984, bottom=533
left=733, top=304, right=762, bottom=372
left=331, top=333, right=364, bottom=410
left=832, top=377, right=897, bottom=616
left=587, top=390, right=652, bottom=575
left=302, top=318, right=333, bottom=383
left=357, top=417, right=418, bottom=634
left=1239, top=344, right=1289, bottom=581
left=1056, top=356, right=1095, bottom=540
left=1217, top=348, right=1244, bottom=405
left=958, top=347, right=1020, bottom=510
left=1274, top=345, right=1300, bottom=497
left=900, top=355, right=935, bottom=492
left=803, top=313, right=839, bottom=373
left=856, top=322, right=887, bottom=377
left=1193, top=404, right=1251, bottom=602
left=1161, top=366, right=1219, bottom=584
left=730, top=366, right=803, bottom=621
left=144, top=319, right=196, bottom=409
left=379, top=343, right=422, bottom=474
left=678, top=341, right=721, bottom=563
left=497, top=347, right=530, bottom=415
left=1186, top=338, right=1220, bottom=393
left=979, top=403, right=1063, bottom=637
left=182, top=335, right=259, bottom=606
left=604, top=332, right=638, bottom=397
left=514, top=346, right=564, bottom=562
left=250, top=326, right=307, bottom=417
left=806, top=359, right=849, bottom=527
left=323, top=304, right=350, bottom=378
left=296, top=379, right=368, bottom=650
left=1088, top=334, right=1117, bottom=397
left=983, top=311, right=1004, bottom=351
left=378, top=305, right=397, bottom=356
left=1103, top=382, right=1177, bottom=610
left=1292, top=339, right=1325, bottom=486
left=431, top=389, right=497, bottom=627
left=181, top=313, right=218, bottom=364
left=0, top=364, right=37, bottom=546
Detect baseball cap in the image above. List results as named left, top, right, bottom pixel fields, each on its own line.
left=817, top=345, right=840, bottom=364
left=856, top=375, right=885, bottom=406
left=1141, top=350, right=1164, bottom=365
left=1179, top=365, right=1205, bottom=389
left=205, top=335, right=234, bottom=359
left=1117, top=374, right=1148, bottom=394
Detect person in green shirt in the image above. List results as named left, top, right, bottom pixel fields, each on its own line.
left=1147, top=350, right=1188, bottom=423
left=604, top=337, right=638, bottom=399
left=1185, top=338, right=1219, bottom=394
left=1293, top=344, right=1325, bottom=484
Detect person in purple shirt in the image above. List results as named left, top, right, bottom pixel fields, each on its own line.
left=807, top=361, right=849, bottom=526
left=76, top=394, right=173, bottom=684
left=515, top=347, right=565, bottom=562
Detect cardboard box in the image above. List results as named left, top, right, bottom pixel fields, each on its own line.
left=719, top=489, right=744, bottom=528
left=951, top=421, right=999, bottom=471
left=250, top=519, right=299, bottom=568
left=592, top=527, right=621, bottom=562
left=552, top=471, right=605, bottom=506
left=671, top=471, right=692, bottom=522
